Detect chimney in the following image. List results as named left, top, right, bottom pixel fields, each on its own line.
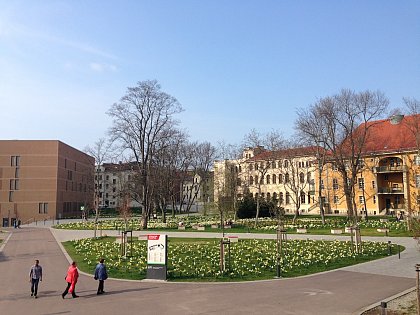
left=390, top=114, right=404, bottom=125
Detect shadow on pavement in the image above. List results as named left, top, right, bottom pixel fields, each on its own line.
left=79, top=286, right=157, bottom=299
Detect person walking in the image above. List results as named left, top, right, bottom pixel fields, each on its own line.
left=94, top=258, right=108, bottom=295
left=29, top=259, right=43, bottom=298
left=62, top=261, right=79, bottom=299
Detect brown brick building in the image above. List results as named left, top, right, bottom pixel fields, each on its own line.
left=0, top=140, right=94, bottom=226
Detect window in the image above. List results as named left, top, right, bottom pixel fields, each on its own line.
left=113, top=179, right=116, bottom=184
left=266, top=192, right=271, bottom=200
left=255, top=176, right=258, bottom=185
left=279, top=192, right=284, bottom=204
left=384, top=174, right=389, bottom=180
left=334, top=195, right=339, bottom=204
left=15, top=168, right=20, bottom=178
left=285, top=173, right=290, bottom=183
left=278, top=174, right=283, bottom=184
left=9, top=191, right=14, bottom=202
left=372, top=181, right=375, bottom=189
left=250, top=176, right=254, bottom=185
left=11, top=156, right=21, bottom=166
left=255, top=163, right=259, bottom=170
left=285, top=192, right=290, bottom=204
left=278, top=161, right=282, bottom=168
left=272, top=174, right=277, bottom=184
left=273, top=192, right=277, bottom=200
left=284, top=160, right=289, bottom=168
left=39, top=203, right=48, bottom=214
left=106, top=175, right=109, bottom=180
left=320, top=179, right=324, bottom=190
left=416, top=155, right=420, bottom=166
left=358, top=178, right=365, bottom=189
left=417, top=195, right=420, bottom=204
left=260, top=176, right=264, bottom=185
left=67, top=170, right=73, bottom=180
left=249, top=164, right=253, bottom=171
left=373, top=196, right=376, bottom=204
left=333, top=179, right=338, bottom=190
left=300, top=192, right=306, bottom=204
left=299, top=173, right=305, bottom=184
left=359, top=196, right=365, bottom=204
left=307, top=173, right=311, bottom=183
left=266, top=175, right=270, bottom=184
left=272, top=161, right=276, bottom=169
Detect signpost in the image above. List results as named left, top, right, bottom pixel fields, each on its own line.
left=146, top=234, right=167, bottom=280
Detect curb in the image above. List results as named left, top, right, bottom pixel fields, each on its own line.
left=0, top=232, right=13, bottom=252
left=356, top=286, right=416, bottom=315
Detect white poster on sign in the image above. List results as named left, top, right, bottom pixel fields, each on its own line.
left=147, top=234, right=167, bottom=265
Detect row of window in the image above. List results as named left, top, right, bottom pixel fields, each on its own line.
left=252, top=191, right=313, bottom=205
left=247, top=160, right=313, bottom=172
left=249, top=173, right=312, bottom=185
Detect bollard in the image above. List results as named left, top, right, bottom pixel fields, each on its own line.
left=387, top=241, right=392, bottom=256
left=415, top=264, right=420, bottom=315
left=380, top=301, right=387, bottom=315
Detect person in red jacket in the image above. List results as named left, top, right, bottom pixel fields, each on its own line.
left=62, top=261, right=79, bottom=299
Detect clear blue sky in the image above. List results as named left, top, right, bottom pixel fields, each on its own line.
left=1, top=1, right=419, bottom=151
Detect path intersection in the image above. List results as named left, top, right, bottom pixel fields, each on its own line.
left=0, top=223, right=418, bottom=315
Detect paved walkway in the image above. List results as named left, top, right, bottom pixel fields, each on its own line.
left=0, top=226, right=418, bottom=315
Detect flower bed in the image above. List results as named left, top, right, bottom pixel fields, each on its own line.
left=63, top=237, right=398, bottom=281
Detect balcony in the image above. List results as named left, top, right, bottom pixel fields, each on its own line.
left=377, top=187, right=404, bottom=194
left=373, top=165, right=408, bottom=173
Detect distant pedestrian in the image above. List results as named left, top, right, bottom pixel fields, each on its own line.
left=94, top=258, right=108, bottom=295
left=18, top=219, right=21, bottom=228
left=29, top=259, right=43, bottom=298
left=62, top=261, right=79, bottom=299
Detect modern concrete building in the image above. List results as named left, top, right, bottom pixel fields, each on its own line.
left=0, top=140, right=94, bottom=226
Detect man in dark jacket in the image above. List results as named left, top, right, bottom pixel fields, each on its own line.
left=94, top=258, right=108, bottom=295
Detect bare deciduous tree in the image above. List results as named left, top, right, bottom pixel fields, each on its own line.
left=243, top=129, right=285, bottom=227
left=108, top=80, right=183, bottom=229
left=84, top=138, right=115, bottom=238
left=312, top=89, right=389, bottom=224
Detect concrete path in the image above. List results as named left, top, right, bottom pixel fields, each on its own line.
left=0, top=227, right=417, bottom=315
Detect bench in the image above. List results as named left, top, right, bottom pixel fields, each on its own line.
left=296, top=228, right=307, bottom=234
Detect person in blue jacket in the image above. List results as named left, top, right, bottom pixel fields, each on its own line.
left=94, top=258, right=108, bottom=295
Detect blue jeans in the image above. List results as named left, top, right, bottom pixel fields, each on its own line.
left=31, top=278, right=40, bottom=296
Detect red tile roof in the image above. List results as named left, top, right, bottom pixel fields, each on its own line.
left=361, top=114, right=419, bottom=154
left=249, top=146, right=322, bottom=161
